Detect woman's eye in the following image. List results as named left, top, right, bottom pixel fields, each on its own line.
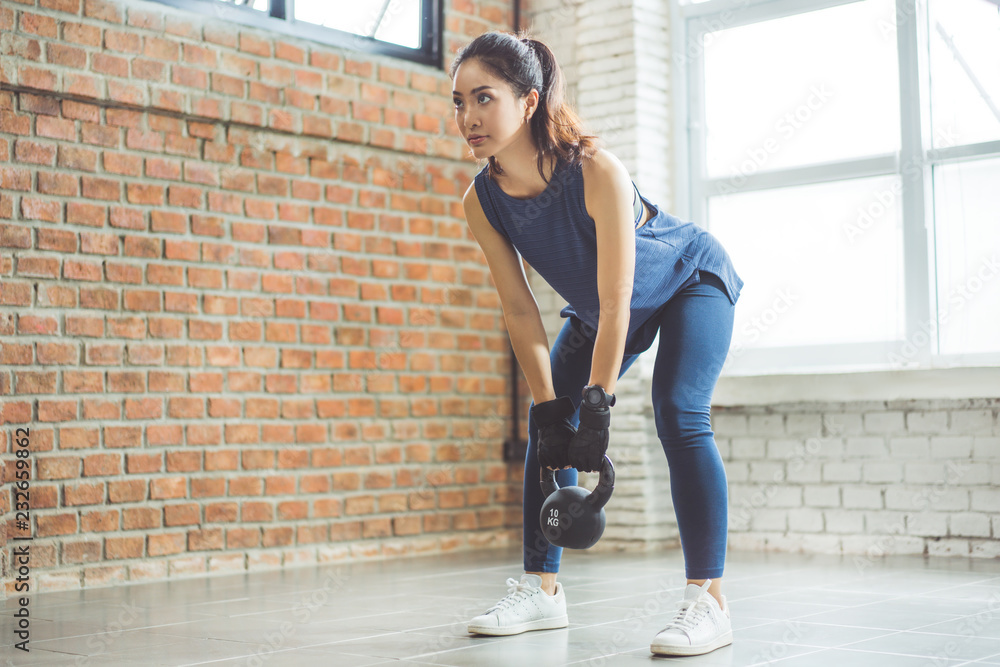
left=454, top=94, right=490, bottom=109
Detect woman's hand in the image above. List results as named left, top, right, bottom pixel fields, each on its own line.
left=567, top=401, right=611, bottom=472
left=532, top=396, right=577, bottom=470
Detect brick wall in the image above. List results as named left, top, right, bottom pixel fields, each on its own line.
left=1, top=0, right=528, bottom=595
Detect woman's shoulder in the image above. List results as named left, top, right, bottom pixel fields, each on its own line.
left=578, top=148, right=636, bottom=213
left=579, top=148, right=630, bottom=188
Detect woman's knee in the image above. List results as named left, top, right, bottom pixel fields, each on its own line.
left=651, top=391, right=713, bottom=442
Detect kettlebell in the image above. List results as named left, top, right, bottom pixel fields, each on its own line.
left=538, top=455, right=614, bottom=549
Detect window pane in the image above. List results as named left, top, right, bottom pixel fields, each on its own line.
left=702, top=0, right=900, bottom=179
left=933, top=157, right=1000, bottom=356
left=928, top=0, right=1000, bottom=148
left=708, top=176, right=905, bottom=349
left=295, top=0, right=422, bottom=49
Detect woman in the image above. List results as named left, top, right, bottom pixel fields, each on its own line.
left=450, top=30, right=743, bottom=657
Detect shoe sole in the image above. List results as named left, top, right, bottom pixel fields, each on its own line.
left=650, top=630, right=733, bottom=656
left=468, top=614, right=568, bottom=636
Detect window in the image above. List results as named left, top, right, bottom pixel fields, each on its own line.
left=151, top=0, right=443, bottom=68
left=674, top=0, right=1000, bottom=375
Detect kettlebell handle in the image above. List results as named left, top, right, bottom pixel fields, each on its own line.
left=539, top=456, right=615, bottom=510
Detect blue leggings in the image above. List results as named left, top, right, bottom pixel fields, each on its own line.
left=523, top=271, right=734, bottom=579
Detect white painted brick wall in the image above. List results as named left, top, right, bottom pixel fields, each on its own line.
left=863, top=411, right=906, bottom=434
left=889, top=436, right=931, bottom=458
left=725, top=400, right=998, bottom=561
left=906, top=411, right=949, bottom=433
left=906, top=512, right=949, bottom=536
left=931, top=436, right=973, bottom=458
left=824, top=510, right=864, bottom=533
left=846, top=437, right=888, bottom=458
left=950, top=513, right=992, bottom=538
left=842, top=485, right=883, bottom=509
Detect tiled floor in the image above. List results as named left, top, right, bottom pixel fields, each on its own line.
left=3, top=545, right=1000, bottom=666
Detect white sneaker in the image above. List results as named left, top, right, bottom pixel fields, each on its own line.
left=650, top=579, right=733, bottom=656
left=467, top=573, right=568, bottom=636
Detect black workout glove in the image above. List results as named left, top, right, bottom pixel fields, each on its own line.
left=532, top=396, right=577, bottom=470
left=568, top=401, right=611, bottom=473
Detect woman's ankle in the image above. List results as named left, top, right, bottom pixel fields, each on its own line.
left=526, top=570, right=557, bottom=595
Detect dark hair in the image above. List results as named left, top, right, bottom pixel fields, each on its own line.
left=449, top=29, right=601, bottom=185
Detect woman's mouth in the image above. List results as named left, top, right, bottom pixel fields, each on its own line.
left=470, top=136, right=487, bottom=146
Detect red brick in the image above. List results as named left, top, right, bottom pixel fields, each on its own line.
left=47, top=43, right=86, bottom=68
left=17, top=256, right=60, bottom=279
left=38, top=400, right=78, bottom=422
left=37, top=171, right=78, bottom=196
left=165, top=133, right=198, bottom=158
left=125, top=129, right=164, bottom=152
left=64, top=22, right=101, bottom=48
left=0, top=224, right=32, bottom=248
left=85, top=0, right=122, bottom=24
left=171, top=65, right=207, bottom=89
left=124, top=397, right=162, bottom=420
left=239, top=33, right=270, bottom=57
left=20, top=12, right=58, bottom=38
left=106, top=537, right=144, bottom=559
left=79, top=286, right=118, bottom=310
left=21, top=197, right=61, bottom=222
left=58, top=145, right=98, bottom=171
left=127, top=8, right=162, bottom=30
left=81, top=176, right=120, bottom=200
left=144, top=36, right=179, bottom=61
left=15, top=139, right=56, bottom=165
left=15, top=370, right=57, bottom=393
left=37, top=513, right=77, bottom=537
left=80, top=231, right=119, bottom=255
left=0, top=111, right=30, bottom=135
left=107, top=108, right=142, bottom=128
left=102, top=151, right=142, bottom=176
left=131, top=58, right=164, bottom=81
left=36, top=116, right=75, bottom=141
left=104, top=30, right=140, bottom=53
left=81, top=122, right=119, bottom=147
left=66, top=315, right=104, bottom=337
left=104, top=262, right=142, bottom=285
left=146, top=157, right=181, bottom=180
left=66, top=202, right=106, bottom=227
left=167, top=185, right=201, bottom=208
left=63, top=370, right=103, bottom=393
left=0, top=167, right=31, bottom=190
left=63, top=428, right=101, bottom=451
left=183, top=43, right=217, bottom=67
left=151, top=210, right=185, bottom=233
left=107, top=80, right=146, bottom=106
left=109, top=207, right=144, bottom=230
left=164, top=240, right=198, bottom=261
left=124, top=290, right=160, bottom=312
left=37, top=228, right=78, bottom=252
left=126, top=183, right=164, bottom=205
left=36, top=342, right=77, bottom=364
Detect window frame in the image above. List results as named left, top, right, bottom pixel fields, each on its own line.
left=671, top=0, right=1000, bottom=376
left=150, top=0, right=444, bottom=69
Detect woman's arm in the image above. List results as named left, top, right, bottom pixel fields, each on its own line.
left=463, top=184, right=557, bottom=405
left=582, top=151, right=637, bottom=395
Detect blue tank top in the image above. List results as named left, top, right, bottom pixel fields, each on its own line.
left=474, top=156, right=744, bottom=355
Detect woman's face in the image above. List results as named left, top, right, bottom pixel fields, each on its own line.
left=453, top=58, right=537, bottom=160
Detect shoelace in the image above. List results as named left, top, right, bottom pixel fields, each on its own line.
left=486, top=577, right=537, bottom=614
left=658, top=595, right=715, bottom=639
